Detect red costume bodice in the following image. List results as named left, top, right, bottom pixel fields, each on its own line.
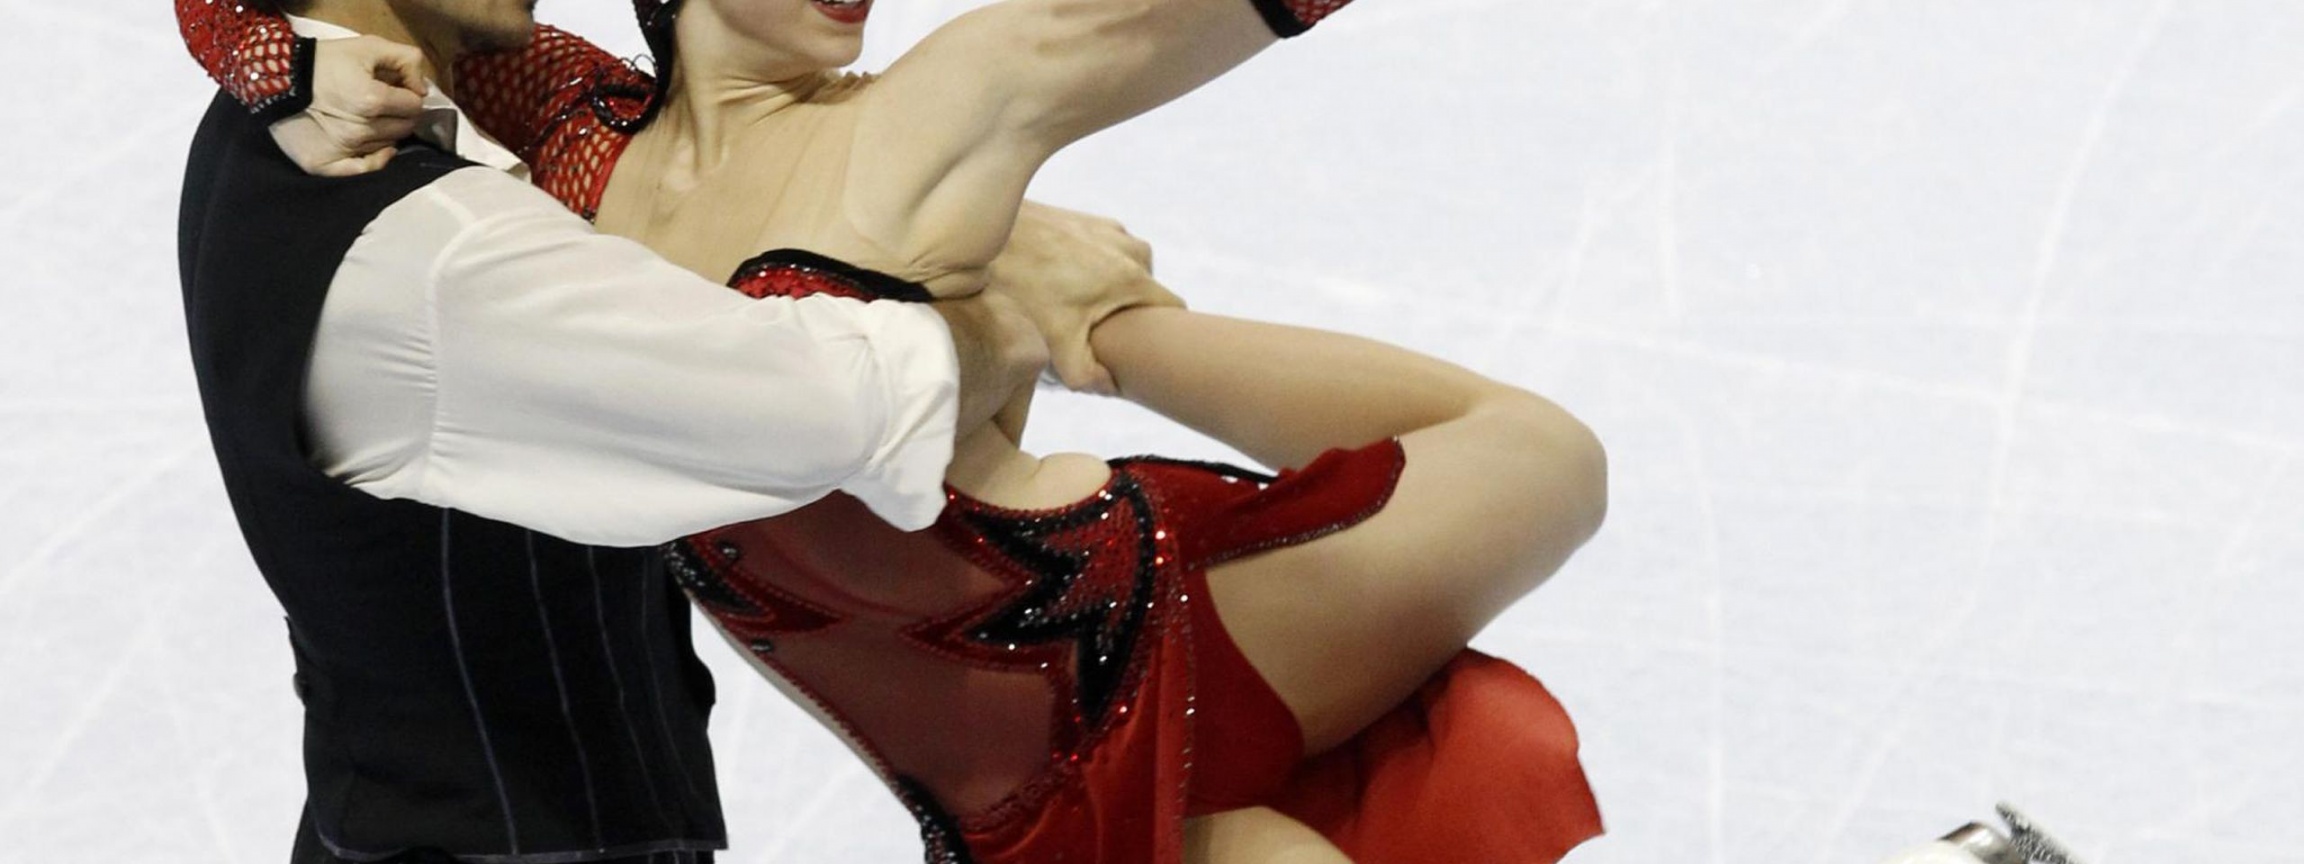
left=665, top=417, right=1411, bottom=862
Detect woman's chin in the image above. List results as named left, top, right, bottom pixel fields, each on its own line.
left=807, top=40, right=867, bottom=72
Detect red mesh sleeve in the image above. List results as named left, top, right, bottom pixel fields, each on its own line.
left=450, top=25, right=625, bottom=158
left=1246, top=0, right=1355, bottom=38
left=175, top=0, right=314, bottom=120
left=452, top=25, right=654, bottom=218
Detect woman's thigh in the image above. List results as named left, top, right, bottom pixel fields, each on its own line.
left=1203, top=409, right=1604, bottom=752
left=1184, top=807, right=1353, bottom=864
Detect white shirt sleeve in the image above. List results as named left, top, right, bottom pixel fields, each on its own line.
left=305, top=166, right=960, bottom=546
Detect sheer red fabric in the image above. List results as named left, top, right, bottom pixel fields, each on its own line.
left=452, top=26, right=650, bottom=219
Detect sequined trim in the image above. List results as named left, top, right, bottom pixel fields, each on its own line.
left=669, top=506, right=1159, bottom=842
left=920, top=469, right=1184, bottom=834
left=681, top=548, right=912, bottom=796
left=176, top=0, right=315, bottom=120
left=663, top=538, right=761, bottom=616
left=1110, top=454, right=1277, bottom=487
left=666, top=537, right=845, bottom=636
left=1196, top=441, right=1407, bottom=568
left=727, top=249, right=937, bottom=304
left=743, top=633, right=908, bottom=788
left=943, top=476, right=1164, bottom=726
left=895, top=777, right=980, bottom=864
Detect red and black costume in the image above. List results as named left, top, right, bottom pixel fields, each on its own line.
left=178, top=3, right=1603, bottom=862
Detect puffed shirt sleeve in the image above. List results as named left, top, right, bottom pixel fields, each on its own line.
left=305, top=166, right=960, bottom=546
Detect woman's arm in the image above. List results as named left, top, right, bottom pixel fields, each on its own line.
left=848, top=0, right=1361, bottom=276
left=875, top=0, right=1352, bottom=151
left=1085, top=308, right=1561, bottom=473
left=175, top=0, right=312, bottom=120
left=449, top=25, right=647, bottom=162
left=173, top=0, right=638, bottom=189
left=450, top=25, right=657, bottom=216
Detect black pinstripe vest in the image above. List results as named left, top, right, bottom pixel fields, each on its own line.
left=179, top=92, right=726, bottom=862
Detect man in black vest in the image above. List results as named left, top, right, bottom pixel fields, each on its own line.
left=178, top=1, right=1167, bottom=862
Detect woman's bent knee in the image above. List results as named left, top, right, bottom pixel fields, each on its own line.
left=1475, top=392, right=1609, bottom=544
left=1185, top=807, right=1354, bottom=864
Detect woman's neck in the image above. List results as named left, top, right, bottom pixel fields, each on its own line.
left=654, top=72, right=828, bottom=176
left=660, top=6, right=838, bottom=177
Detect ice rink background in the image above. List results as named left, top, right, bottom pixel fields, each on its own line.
left=5, top=0, right=2302, bottom=861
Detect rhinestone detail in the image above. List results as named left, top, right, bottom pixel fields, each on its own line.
left=176, top=0, right=308, bottom=117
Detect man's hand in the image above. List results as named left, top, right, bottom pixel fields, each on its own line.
left=268, top=36, right=428, bottom=177
left=985, top=201, right=1184, bottom=395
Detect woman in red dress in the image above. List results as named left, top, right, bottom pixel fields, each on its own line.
left=180, top=2, right=1608, bottom=861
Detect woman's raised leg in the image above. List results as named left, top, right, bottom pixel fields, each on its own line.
left=1088, top=308, right=1607, bottom=752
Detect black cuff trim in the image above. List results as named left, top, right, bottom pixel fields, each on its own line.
left=1247, top=0, right=1313, bottom=38
left=249, top=36, right=319, bottom=124
left=732, top=248, right=938, bottom=304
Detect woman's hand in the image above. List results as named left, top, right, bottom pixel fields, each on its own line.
left=934, top=288, right=1052, bottom=444
left=985, top=201, right=1183, bottom=396
left=268, top=36, right=429, bottom=177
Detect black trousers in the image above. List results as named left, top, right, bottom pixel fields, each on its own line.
left=292, top=812, right=718, bottom=864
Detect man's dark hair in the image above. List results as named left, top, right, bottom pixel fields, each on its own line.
left=246, top=0, right=315, bottom=14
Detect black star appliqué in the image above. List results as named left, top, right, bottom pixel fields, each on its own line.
left=953, top=473, right=1164, bottom=727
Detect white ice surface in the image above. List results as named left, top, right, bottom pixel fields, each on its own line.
left=4, top=1, right=2301, bottom=861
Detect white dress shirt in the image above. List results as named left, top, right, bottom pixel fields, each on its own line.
left=289, top=17, right=960, bottom=545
